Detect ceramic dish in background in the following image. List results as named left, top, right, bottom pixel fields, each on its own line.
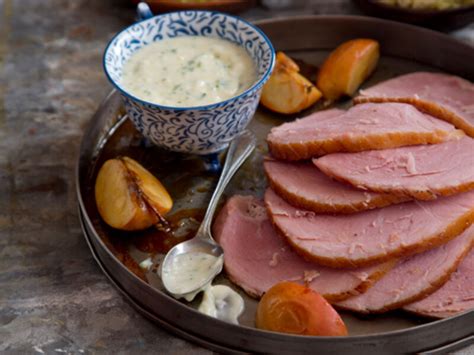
left=131, top=0, right=257, bottom=14
left=353, top=0, right=474, bottom=30
left=103, top=8, right=275, bottom=155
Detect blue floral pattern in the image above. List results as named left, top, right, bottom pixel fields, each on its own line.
left=103, top=11, right=275, bottom=154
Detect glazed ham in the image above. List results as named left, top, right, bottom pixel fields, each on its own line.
left=264, top=188, right=474, bottom=268
left=263, top=158, right=406, bottom=214
left=267, top=102, right=460, bottom=161
left=314, top=137, right=474, bottom=200
left=336, top=225, right=474, bottom=313
left=355, top=72, right=474, bottom=137
left=213, top=195, right=395, bottom=301
left=403, top=248, right=474, bottom=318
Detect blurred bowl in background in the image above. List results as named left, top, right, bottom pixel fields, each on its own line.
left=353, top=0, right=474, bottom=30
left=131, top=0, right=256, bottom=14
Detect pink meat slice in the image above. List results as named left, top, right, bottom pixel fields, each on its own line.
left=213, top=195, right=394, bottom=301
left=336, top=225, right=474, bottom=313
left=314, top=137, right=474, bottom=200
left=263, top=158, right=407, bottom=214
left=403, top=248, right=474, bottom=318
left=267, top=103, right=460, bottom=161
left=264, top=188, right=474, bottom=268
left=355, top=72, right=474, bottom=137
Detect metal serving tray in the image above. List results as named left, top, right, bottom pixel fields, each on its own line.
left=76, top=16, right=474, bottom=354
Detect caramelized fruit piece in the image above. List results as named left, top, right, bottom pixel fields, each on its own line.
left=317, top=39, right=380, bottom=101
left=121, top=156, right=173, bottom=215
left=260, top=52, right=322, bottom=114
left=95, top=157, right=173, bottom=231
left=256, top=282, right=348, bottom=336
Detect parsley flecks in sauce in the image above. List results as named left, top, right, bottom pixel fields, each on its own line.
left=161, top=251, right=222, bottom=295
left=121, top=36, right=257, bottom=107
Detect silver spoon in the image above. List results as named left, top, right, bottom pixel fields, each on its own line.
left=161, top=130, right=257, bottom=299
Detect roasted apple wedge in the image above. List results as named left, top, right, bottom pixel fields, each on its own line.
left=95, top=157, right=173, bottom=231
left=260, top=52, right=322, bottom=114
left=317, top=39, right=380, bottom=101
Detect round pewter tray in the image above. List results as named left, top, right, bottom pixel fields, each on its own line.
left=77, top=16, right=474, bottom=354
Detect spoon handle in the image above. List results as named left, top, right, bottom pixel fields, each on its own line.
left=197, top=130, right=257, bottom=239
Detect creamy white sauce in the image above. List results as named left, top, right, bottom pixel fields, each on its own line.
left=121, top=36, right=257, bottom=107
left=139, top=257, right=153, bottom=270
left=161, top=251, right=223, bottom=296
left=198, top=285, right=244, bottom=324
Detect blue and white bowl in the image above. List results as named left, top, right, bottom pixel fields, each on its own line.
left=103, top=10, right=275, bottom=155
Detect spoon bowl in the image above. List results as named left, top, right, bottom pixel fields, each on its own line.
left=161, top=130, right=257, bottom=299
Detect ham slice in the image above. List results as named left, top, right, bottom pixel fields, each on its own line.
left=263, top=158, right=407, bottom=214
left=403, top=248, right=474, bottom=318
left=355, top=72, right=474, bottom=137
left=267, top=103, right=460, bottom=161
left=336, top=225, right=474, bottom=313
left=213, top=195, right=395, bottom=301
left=314, top=137, right=474, bottom=200
left=264, top=188, right=474, bottom=268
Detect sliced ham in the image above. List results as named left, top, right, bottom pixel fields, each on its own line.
left=267, top=103, right=460, bottom=161
left=263, top=158, right=407, bottom=214
left=213, top=195, right=395, bottom=301
left=355, top=72, right=474, bottom=137
left=403, top=248, right=474, bottom=318
left=314, top=137, right=474, bottom=200
left=336, top=225, right=474, bottom=313
left=264, top=188, right=474, bottom=268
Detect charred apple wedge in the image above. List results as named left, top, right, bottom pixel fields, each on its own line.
left=317, top=39, right=380, bottom=101
left=260, top=52, right=322, bottom=114
left=95, top=157, right=173, bottom=231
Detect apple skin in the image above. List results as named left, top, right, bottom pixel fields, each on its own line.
left=95, top=157, right=173, bottom=231
left=261, top=52, right=322, bottom=114
left=256, top=282, right=348, bottom=336
left=317, top=39, right=380, bottom=101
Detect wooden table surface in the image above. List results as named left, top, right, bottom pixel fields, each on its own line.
left=0, top=0, right=472, bottom=353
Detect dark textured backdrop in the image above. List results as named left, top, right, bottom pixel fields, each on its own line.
left=0, top=0, right=472, bottom=353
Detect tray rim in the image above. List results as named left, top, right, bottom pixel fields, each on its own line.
left=76, top=14, right=474, bottom=353
left=78, top=198, right=474, bottom=353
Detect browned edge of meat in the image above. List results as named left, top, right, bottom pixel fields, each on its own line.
left=336, top=237, right=474, bottom=314
left=264, top=166, right=408, bottom=214
left=267, top=130, right=462, bottom=161
left=354, top=96, right=474, bottom=138
left=222, top=255, right=397, bottom=303
left=317, top=162, right=474, bottom=201
left=327, top=258, right=398, bottom=303
left=265, top=206, right=474, bottom=268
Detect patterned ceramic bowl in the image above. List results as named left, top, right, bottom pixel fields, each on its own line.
left=103, top=10, right=275, bottom=155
